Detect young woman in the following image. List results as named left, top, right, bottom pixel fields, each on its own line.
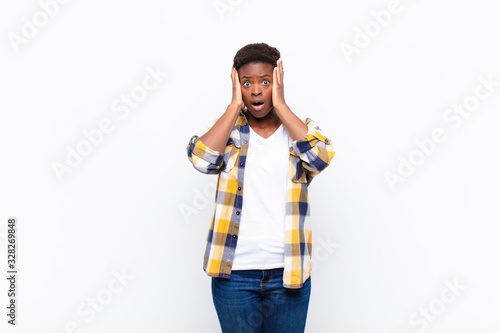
left=186, top=43, right=335, bottom=333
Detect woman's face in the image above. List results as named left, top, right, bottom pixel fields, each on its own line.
left=238, top=62, right=275, bottom=119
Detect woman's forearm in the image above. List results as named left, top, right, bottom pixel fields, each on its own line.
left=273, top=103, right=308, bottom=141
left=199, top=103, right=241, bottom=153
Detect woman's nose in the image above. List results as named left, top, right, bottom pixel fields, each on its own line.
left=251, top=87, right=262, bottom=95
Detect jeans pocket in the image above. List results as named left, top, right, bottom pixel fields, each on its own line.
left=222, top=145, right=240, bottom=173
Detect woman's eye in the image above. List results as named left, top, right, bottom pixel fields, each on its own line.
left=243, top=82, right=250, bottom=87
left=263, top=80, right=270, bottom=85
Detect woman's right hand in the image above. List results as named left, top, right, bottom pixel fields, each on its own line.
left=231, top=67, right=245, bottom=110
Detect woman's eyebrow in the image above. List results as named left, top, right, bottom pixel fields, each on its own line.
left=241, top=74, right=272, bottom=79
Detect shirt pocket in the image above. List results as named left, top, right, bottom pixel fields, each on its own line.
left=222, top=137, right=241, bottom=173
left=288, top=156, right=308, bottom=183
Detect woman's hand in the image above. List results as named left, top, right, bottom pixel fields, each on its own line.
left=272, top=58, right=287, bottom=109
left=231, top=67, right=245, bottom=110
left=199, top=68, right=245, bottom=153
left=271, top=58, right=308, bottom=140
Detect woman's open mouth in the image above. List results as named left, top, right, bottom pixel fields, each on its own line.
left=252, top=101, right=265, bottom=111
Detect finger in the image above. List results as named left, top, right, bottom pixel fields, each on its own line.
left=232, top=68, right=239, bottom=86
left=234, top=67, right=240, bottom=83
left=273, top=66, right=278, bottom=87
left=280, top=59, right=284, bottom=80
left=277, top=59, right=283, bottom=85
left=281, top=59, right=284, bottom=81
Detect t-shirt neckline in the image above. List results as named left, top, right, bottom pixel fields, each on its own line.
left=249, top=123, right=283, bottom=141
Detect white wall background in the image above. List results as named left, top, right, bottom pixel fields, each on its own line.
left=1, top=0, right=499, bottom=332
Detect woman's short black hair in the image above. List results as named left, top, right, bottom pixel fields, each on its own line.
left=233, top=43, right=281, bottom=71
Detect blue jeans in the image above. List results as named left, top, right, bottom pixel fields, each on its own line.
left=211, top=267, right=311, bottom=333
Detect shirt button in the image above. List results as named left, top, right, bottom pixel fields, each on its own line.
left=236, top=211, right=240, bottom=215
left=232, top=234, right=237, bottom=238
left=239, top=162, right=244, bottom=166
left=244, top=140, right=248, bottom=144
left=238, top=186, right=241, bottom=191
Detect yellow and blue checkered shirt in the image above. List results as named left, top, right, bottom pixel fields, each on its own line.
left=186, top=111, right=335, bottom=289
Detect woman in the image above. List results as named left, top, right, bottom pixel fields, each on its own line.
left=186, top=43, right=335, bottom=332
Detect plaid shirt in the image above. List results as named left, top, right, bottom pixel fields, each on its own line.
left=186, top=111, right=335, bottom=289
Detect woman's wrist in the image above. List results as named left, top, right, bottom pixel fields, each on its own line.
left=272, top=102, right=288, bottom=114
left=229, top=101, right=244, bottom=111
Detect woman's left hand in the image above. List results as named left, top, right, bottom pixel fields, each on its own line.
left=272, top=58, right=287, bottom=109
left=271, top=58, right=308, bottom=140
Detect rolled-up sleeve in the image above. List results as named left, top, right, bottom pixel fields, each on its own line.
left=290, top=118, right=335, bottom=179
left=186, top=135, right=224, bottom=174
left=186, top=118, right=226, bottom=174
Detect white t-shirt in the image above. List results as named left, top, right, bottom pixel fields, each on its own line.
left=231, top=123, right=290, bottom=270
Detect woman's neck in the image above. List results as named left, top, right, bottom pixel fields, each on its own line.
left=246, top=108, right=282, bottom=130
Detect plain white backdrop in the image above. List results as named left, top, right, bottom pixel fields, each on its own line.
left=1, top=0, right=499, bottom=332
